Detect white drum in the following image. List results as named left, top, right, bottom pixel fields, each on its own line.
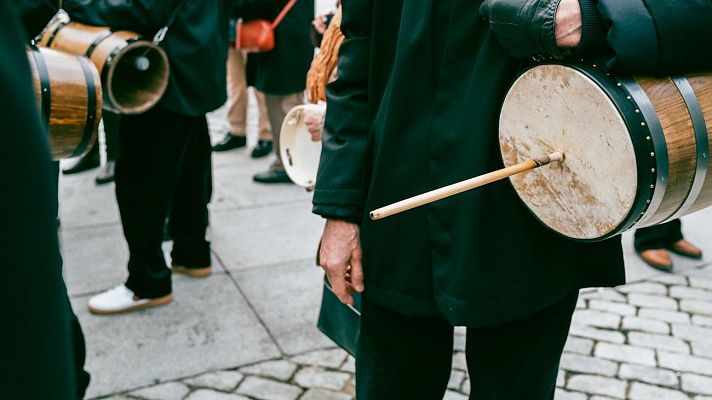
left=279, top=105, right=323, bottom=188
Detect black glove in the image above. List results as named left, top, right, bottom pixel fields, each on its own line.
left=480, top=0, right=564, bottom=59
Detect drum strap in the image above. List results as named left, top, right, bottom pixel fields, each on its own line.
left=30, top=46, right=51, bottom=131
left=73, top=56, right=98, bottom=158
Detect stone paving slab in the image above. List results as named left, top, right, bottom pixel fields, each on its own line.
left=74, top=273, right=280, bottom=398
left=62, top=224, right=129, bottom=297
left=210, top=203, right=323, bottom=272
left=234, top=261, right=333, bottom=355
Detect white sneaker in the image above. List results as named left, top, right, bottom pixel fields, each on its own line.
left=88, top=285, right=173, bottom=315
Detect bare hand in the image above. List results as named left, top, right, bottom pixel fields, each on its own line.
left=319, top=219, right=364, bottom=305
left=311, top=14, right=329, bottom=35
left=304, top=103, right=326, bottom=142
left=555, top=0, right=582, bottom=49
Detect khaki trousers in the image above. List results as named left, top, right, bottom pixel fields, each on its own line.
left=226, top=47, right=271, bottom=140
left=265, top=92, right=304, bottom=171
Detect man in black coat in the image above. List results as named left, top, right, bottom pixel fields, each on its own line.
left=315, top=0, right=712, bottom=398
left=0, top=0, right=88, bottom=397
left=57, top=0, right=239, bottom=314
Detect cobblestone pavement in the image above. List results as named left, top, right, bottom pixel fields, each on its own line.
left=93, top=267, right=712, bottom=400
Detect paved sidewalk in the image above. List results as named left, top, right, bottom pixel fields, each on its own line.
left=58, top=103, right=712, bottom=400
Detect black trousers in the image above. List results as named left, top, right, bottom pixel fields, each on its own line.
left=116, top=107, right=212, bottom=298
left=634, top=219, right=683, bottom=252
left=356, top=292, right=579, bottom=400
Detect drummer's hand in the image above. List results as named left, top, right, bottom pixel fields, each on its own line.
left=555, top=0, right=582, bottom=49
left=304, top=103, right=326, bottom=142
left=319, top=219, right=364, bottom=305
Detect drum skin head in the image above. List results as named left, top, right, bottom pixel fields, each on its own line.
left=280, top=105, right=322, bottom=188
left=499, top=65, right=638, bottom=240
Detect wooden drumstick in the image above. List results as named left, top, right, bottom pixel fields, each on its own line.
left=369, top=151, right=565, bottom=220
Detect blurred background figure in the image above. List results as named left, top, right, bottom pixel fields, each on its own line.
left=635, top=219, right=703, bottom=272
left=212, top=27, right=274, bottom=158
left=238, top=0, right=315, bottom=184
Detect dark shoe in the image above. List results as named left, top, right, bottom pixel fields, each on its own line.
left=251, top=140, right=273, bottom=158
left=95, top=160, right=116, bottom=185
left=638, top=249, right=673, bottom=273
left=62, top=144, right=100, bottom=175
left=668, top=239, right=703, bottom=259
left=253, top=169, right=292, bottom=184
left=212, top=133, right=247, bottom=152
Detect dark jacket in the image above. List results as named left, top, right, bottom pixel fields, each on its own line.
left=0, top=1, right=77, bottom=398
left=238, top=0, right=314, bottom=95
left=312, top=0, right=712, bottom=326
left=62, top=0, right=238, bottom=116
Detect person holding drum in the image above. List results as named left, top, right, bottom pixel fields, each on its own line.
left=3, top=1, right=90, bottom=397
left=314, top=0, right=712, bottom=398
left=241, top=0, right=315, bottom=184
left=54, top=0, right=240, bottom=314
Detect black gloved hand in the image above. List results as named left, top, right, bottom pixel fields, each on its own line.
left=480, top=0, right=564, bottom=59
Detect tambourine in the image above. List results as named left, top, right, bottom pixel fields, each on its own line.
left=279, top=105, right=323, bottom=189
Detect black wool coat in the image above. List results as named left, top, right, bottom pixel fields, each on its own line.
left=238, top=0, right=315, bottom=95
left=0, top=1, right=78, bottom=397
left=62, top=0, right=239, bottom=116
left=313, top=0, right=712, bottom=327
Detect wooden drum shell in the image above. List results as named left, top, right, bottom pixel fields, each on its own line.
left=40, top=20, right=169, bottom=114
left=499, top=63, right=712, bottom=241
left=27, top=47, right=102, bottom=160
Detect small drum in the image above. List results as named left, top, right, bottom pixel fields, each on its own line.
left=279, top=105, right=323, bottom=188
left=40, top=15, right=169, bottom=114
left=27, top=46, right=102, bottom=160
left=499, top=62, right=712, bottom=241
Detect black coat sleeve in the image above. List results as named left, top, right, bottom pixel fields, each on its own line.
left=14, top=0, right=58, bottom=39
left=312, top=0, right=373, bottom=223
left=62, top=0, right=177, bottom=33
left=596, top=0, right=712, bottom=73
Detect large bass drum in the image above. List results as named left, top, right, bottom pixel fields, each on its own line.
left=27, top=46, right=102, bottom=160
left=499, top=62, right=712, bottom=241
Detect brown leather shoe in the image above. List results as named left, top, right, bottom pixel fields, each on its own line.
left=171, top=265, right=212, bottom=278
left=638, top=249, right=673, bottom=273
left=668, top=239, right=703, bottom=259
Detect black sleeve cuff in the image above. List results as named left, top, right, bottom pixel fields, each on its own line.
left=576, top=0, right=609, bottom=54
left=312, top=204, right=363, bottom=225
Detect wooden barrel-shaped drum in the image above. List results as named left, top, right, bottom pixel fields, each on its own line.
left=40, top=19, right=169, bottom=114
left=499, top=62, right=712, bottom=241
left=27, top=46, right=102, bottom=160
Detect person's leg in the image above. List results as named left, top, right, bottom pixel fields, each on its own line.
left=465, top=291, right=578, bottom=400
left=356, top=297, right=453, bottom=400
left=270, top=92, right=304, bottom=170
left=214, top=47, right=248, bottom=151
left=116, top=108, right=193, bottom=299
left=169, top=115, right=212, bottom=276
left=254, top=92, right=303, bottom=182
left=634, top=223, right=672, bottom=252
left=251, top=89, right=274, bottom=158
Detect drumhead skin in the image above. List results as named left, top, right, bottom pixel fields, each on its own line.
left=500, top=64, right=638, bottom=240
left=279, top=105, right=322, bottom=188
